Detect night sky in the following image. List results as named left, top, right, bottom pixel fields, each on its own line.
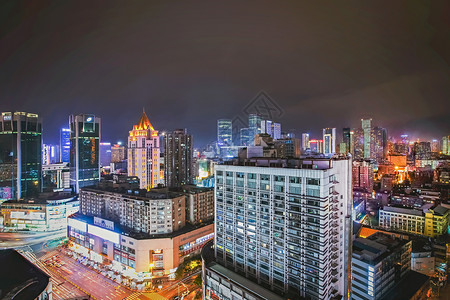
left=1, top=0, right=449, bottom=146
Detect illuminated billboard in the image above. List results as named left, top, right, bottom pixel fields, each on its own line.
left=94, top=216, right=114, bottom=230
left=10, top=211, right=45, bottom=220
left=88, top=224, right=119, bottom=244
left=68, top=218, right=87, bottom=232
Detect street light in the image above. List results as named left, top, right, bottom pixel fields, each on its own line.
left=149, top=263, right=154, bottom=291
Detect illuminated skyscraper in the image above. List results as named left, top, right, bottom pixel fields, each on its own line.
left=322, top=127, right=336, bottom=155
left=0, top=112, right=42, bottom=199
left=100, top=142, right=112, bottom=168
left=362, top=119, right=372, bottom=159
left=248, top=114, right=262, bottom=145
left=60, top=128, right=71, bottom=163
left=164, top=129, right=193, bottom=188
left=217, top=119, right=232, bottom=147
left=301, top=133, right=310, bottom=151
left=261, top=120, right=281, bottom=140
left=342, top=128, right=353, bottom=154
left=70, top=114, right=101, bottom=194
left=127, top=111, right=161, bottom=190
left=443, top=136, right=450, bottom=155
left=371, top=127, right=387, bottom=162
left=240, top=128, right=251, bottom=146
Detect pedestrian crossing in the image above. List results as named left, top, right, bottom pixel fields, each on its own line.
left=125, top=293, right=143, bottom=300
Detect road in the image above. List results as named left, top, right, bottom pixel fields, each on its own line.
left=0, top=229, right=66, bottom=249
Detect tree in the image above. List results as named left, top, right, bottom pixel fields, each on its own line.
left=193, top=274, right=202, bottom=287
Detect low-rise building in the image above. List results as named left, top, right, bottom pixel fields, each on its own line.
left=1, top=194, right=79, bottom=231
left=352, top=233, right=412, bottom=300
left=379, top=204, right=450, bottom=238
left=68, top=213, right=213, bottom=279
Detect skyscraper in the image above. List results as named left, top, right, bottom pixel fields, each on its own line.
left=322, top=127, right=336, bottom=155
left=362, top=119, right=372, bottom=159
left=217, top=119, right=232, bottom=147
left=0, top=112, right=42, bottom=199
left=127, top=111, right=161, bottom=190
left=70, top=114, right=101, bottom=193
left=248, top=114, right=262, bottom=145
left=164, top=129, right=193, bottom=188
left=239, top=128, right=251, bottom=146
left=371, top=127, right=387, bottom=162
left=208, top=156, right=352, bottom=299
left=99, top=142, right=112, bottom=168
left=301, top=133, right=310, bottom=151
left=443, top=136, right=450, bottom=155
left=342, top=128, right=353, bottom=154
left=60, top=128, right=71, bottom=163
left=261, top=120, right=281, bottom=140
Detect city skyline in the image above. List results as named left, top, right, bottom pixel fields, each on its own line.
left=1, top=1, right=449, bottom=145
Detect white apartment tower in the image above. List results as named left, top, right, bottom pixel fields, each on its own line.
left=127, top=110, right=161, bottom=190
left=212, top=156, right=353, bottom=300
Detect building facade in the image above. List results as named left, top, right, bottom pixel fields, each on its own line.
left=60, top=128, right=71, bottom=163
left=0, top=112, right=42, bottom=200
left=211, top=156, right=353, bottom=299
left=70, top=114, right=101, bottom=193
left=182, top=185, right=214, bottom=225
left=217, top=119, right=233, bottom=147
left=164, top=129, right=193, bottom=188
left=322, top=127, right=336, bottom=156
left=127, top=111, right=161, bottom=190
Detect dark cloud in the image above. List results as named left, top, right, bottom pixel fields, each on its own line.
left=0, top=0, right=449, bottom=145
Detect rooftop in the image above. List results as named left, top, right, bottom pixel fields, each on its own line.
left=381, top=206, right=424, bottom=216
left=353, top=232, right=410, bottom=265
left=382, top=271, right=429, bottom=300
left=82, top=186, right=184, bottom=200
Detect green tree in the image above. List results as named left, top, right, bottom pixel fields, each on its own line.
left=193, top=274, right=202, bottom=287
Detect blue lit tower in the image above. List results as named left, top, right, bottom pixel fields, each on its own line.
left=60, top=128, right=70, bottom=163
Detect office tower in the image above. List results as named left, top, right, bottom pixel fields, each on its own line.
left=342, top=128, right=353, bottom=154
left=111, top=143, right=126, bottom=163
left=309, top=139, right=323, bottom=154
left=261, top=120, right=282, bottom=140
left=69, top=114, right=101, bottom=194
left=99, top=142, right=112, bottom=168
left=127, top=111, right=161, bottom=190
left=352, top=233, right=412, bottom=300
left=0, top=111, right=42, bottom=200
left=208, top=157, right=352, bottom=300
left=323, top=127, right=336, bottom=155
left=442, top=136, right=450, bottom=155
left=371, top=127, right=387, bottom=162
left=42, top=144, right=59, bottom=165
left=362, top=119, right=372, bottom=159
left=164, top=129, right=193, bottom=188
left=217, top=119, right=232, bottom=147
left=301, top=133, right=310, bottom=151
left=60, top=128, right=71, bottom=163
left=352, top=129, right=364, bottom=159
left=240, top=128, right=251, bottom=146
left=248, top=114, right=262, bottom=145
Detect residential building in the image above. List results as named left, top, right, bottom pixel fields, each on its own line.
left=69, top=114, right=101, bottom=193
left=274, top=138, right=301, bottom=158
left=111, top=143, right=126, bottom=163
left=210, top=156, right=352, bottom=299
left=352, top=160, right=374, bottom=192
left=127, top=111, right=161, bottom=190
left=0, top=112, right=42, bottom=200
left=182, top=185, right=214, bottom=225
left=164, top=129, right=193, bottom=188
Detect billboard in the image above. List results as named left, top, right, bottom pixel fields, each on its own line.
left=94, top=216, right=114, bottom=230
left=88, top=224, right=119, bottom=244
left=10, top=211, right=45, bottom=220
left=68, top=218, right=87, bottom=232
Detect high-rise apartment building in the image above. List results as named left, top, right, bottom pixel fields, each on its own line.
left=0, top=112, right=42, bottom=199
left=352, top=160, right=374, bottom=192
left=362, top=119, right=372, bottom=159
left=248, top=114, right=262, bottom=145
left=207, top=156, right=353, bottom=300
left=60, top=128, right=71, bottom=163
left=69, top=114, right=101, bottom=194
left=301, top=133, right=310, bottom=151
left=217, top=119, right=233, bottom=147
left=127, top=111, right=161, bottom=190
left=323, top=127, right=336, bottom=155
left=111, top=143, right=126, bottom=163
left=164, top=129, right=193, bottom=188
